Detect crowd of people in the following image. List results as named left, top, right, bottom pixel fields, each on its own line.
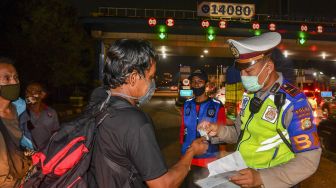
left=0, top=32, right=321, bottom=188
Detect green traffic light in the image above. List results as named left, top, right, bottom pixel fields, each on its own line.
left=299, top=38, right=306, bottom=45
left=207, top=34, right=215, bottom=41
left=159, top=25, right=167, bottom=33
left=254, top=30, right=261, bottom=36
left=207, top=27, right=215, bottom=35
left=159, top=32, right=167, bottom=40
left=205, top=26, right=216, bottom=41
left=298, top=31, right=307, bottom=45
left=157, top=25, right=167, bottom=40
left=299, top=31, right=306, bottom=38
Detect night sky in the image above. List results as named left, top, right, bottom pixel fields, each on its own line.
left=71, top=0, right=336, bottom=18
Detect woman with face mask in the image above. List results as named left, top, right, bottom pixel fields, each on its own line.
left=180, top=69, right=227, bottom=188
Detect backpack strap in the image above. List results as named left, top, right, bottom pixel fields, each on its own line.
left=96, top=97, right=141, bottom=185
left=103, top=154, right=139, bottom=186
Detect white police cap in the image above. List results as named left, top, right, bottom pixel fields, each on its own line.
left=227, top=32, right=281, bottom=70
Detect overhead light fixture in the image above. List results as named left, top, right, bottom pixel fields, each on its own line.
left=203, top=49, right=209, bottom=54
left=200, top=55, right=204, bottom=58
left=320, top=72, right=324, bottom=75
left=162, top=53, right=167, bottom=59
left=313, top=72, right=317, bottom=76
left=161, top=46, right=167, bottom=52
left=284, top=50, right=288, bottom=58
left=322, top=52, right=326, bottom=59
left=331, top=77, right=335, bottom=79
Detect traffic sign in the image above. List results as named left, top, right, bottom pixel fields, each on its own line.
left=317, top=25, right=323, bottom=33
left=301, top=24, right=308, bottom=32
left=201, top=20, right=210, bottom=28
left=182, top=78, right=190, bottom=86
left=166, top=18, right=175, bottom=27
left=268, top=23, right=276, bottom=31
left=252, top=22, right=260, bottom=30
left=148, top=17, right=157, bottom=27
left=218, top=20, right=227, bottom=29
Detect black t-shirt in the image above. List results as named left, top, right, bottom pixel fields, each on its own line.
left=89, top=96, right=168, bottom=187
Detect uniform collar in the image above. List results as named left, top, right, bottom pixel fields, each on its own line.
left=256, top=72, right=283, bottom=99
left=193, top=97, right=210, bottom=105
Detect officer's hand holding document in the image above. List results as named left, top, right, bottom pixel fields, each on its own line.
left=196, top=122, right=247, bottom=188
left=195, top=151, right=247, bottom=188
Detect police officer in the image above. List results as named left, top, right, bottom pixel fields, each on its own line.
left=180, top=69, right=226, bottom=187
left=198, top=32, right=321, bottom=188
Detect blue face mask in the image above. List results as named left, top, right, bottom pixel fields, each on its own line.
left=241, top=63, right=270, bottom=92
left=12, top=98, right=26, bottom=116
left=138, top=79, right=156, bottom=105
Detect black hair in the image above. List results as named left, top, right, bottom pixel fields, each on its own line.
left=270, top=48, right=295, bottom=83
left=103, top=39, right=157, bottom=89
left=0, top=57, right=15, bottom=65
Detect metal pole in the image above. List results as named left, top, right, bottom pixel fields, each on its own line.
left=301, top=69, right=304, bottom=90
left=216, top=65, right=219, bottom=88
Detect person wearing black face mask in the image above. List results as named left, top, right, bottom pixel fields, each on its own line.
left=180, top=69, right=227, bottom=188
left=0, top=57, right=30, bottom=187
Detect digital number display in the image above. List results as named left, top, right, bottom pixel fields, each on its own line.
left=197, top=2, right=255, bottom=19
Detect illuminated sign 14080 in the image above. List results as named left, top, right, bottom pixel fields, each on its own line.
left=197, top=2, right=255, bottom=19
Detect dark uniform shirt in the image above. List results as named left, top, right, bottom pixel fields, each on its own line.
left=20, top=105, right=59, bottom=150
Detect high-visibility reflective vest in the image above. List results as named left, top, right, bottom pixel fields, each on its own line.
left=238, top=91, right=295, bottom=169
left=182, top=98, right=221, bottom=158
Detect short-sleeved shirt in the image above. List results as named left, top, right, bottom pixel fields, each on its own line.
left=89, top=96, right=168, bottom=187
left=21, top=105, right=60, bottom=150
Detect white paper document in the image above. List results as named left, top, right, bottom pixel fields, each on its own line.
left=195, top=151, right=247, bottom=188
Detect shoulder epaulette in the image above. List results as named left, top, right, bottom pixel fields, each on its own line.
left=185, top=98, right=194, bottom=102
left=281, top=83, right=301, bottom=97
left=211, top=98, right=221, bottom=104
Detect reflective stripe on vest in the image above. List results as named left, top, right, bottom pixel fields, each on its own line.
left=238, top=93, right=295, bottom=169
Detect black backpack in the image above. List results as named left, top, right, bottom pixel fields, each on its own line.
left=21, top=98, right=140, bottom=188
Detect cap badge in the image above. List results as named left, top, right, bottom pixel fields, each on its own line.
left=230, top=44, right=240, bottom=58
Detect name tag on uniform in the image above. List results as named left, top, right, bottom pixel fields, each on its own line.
left=240, top=96, right=250, bottom=117
left=262, top=106, right=278, bottom=124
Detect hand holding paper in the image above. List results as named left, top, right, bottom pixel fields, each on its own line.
left=197, top=120, right=220, bottom=137
left=195, top=151, right=248, bottom=188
